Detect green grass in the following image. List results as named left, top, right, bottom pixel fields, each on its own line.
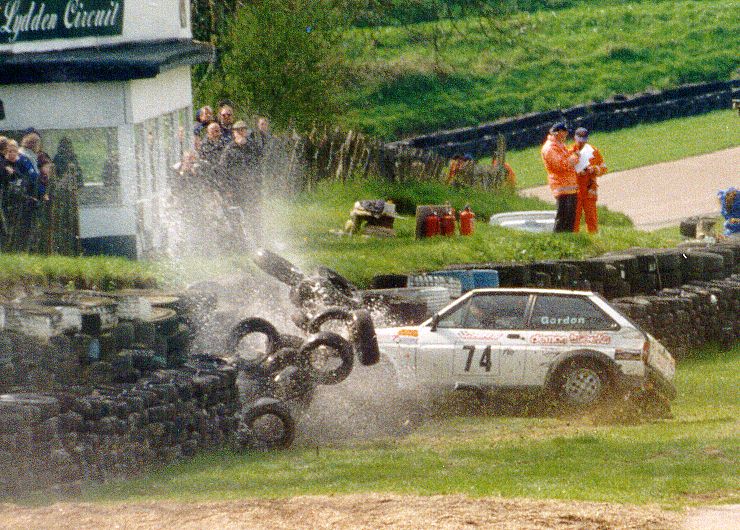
left=342, top=0, right=740, bottom=138
left=77, top=343, right=740, bottom=507
left=0, top=254, right=158, bottom=291
left=261, top=178, right=679, bottom=287
left=480, top=110, right=740, bottom=189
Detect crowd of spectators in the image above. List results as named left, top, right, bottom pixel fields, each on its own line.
left=169, top=100, right=272, bottom=247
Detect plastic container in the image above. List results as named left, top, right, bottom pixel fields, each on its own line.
left=428, top=270, right=475, bottom=293
left=470, top=269, right=500, bottom=289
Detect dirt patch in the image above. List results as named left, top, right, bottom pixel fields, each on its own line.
left=0, top=494, right=680, bottom=529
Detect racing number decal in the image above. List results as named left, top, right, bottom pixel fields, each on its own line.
left=463, top=345, right=492, bottom=372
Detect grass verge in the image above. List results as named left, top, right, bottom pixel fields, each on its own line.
left=77, top=343, right=740, bottom=507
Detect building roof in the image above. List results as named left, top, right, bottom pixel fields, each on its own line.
left=0, top=40, right=214, bottom=84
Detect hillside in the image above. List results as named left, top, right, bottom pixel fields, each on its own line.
left=341, top=0, right=740, bottom=138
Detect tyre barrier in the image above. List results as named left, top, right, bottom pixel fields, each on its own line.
left=0, top=363, right=241, bottom=496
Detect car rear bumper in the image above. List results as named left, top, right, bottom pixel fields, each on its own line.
left=617, top=368, right=676, bottom=401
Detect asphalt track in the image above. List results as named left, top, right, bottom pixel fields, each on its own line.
left=522, top=147, right=740, bottom=230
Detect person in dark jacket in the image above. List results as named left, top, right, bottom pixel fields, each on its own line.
left=198, top=122, right=227, bottom=166
left=219, top=120, right=264, bottom=245
left=53, top=136, right=83, bottom=187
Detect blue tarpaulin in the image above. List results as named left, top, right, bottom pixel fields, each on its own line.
left=718, top=188, right=740, bottom=235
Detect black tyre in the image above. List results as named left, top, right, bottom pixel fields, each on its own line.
left=298, top=331, right=354, bottom=385
left=252, top=248, right=305, bottom=287
left=350, top=309, right=380, bottom=366
left=307, top=307, right=352, bottom=334
left=262, top=347, right=299, bottom=375
left=368, top=274, right=408, bottom=289
left=317, top=267, right=357, bottom=297
left=272, top=365, right=314, bottom=401
left=555, top=359, right=610, bottom=409
left=241, top=398, right=296, bottom=450
left=224, top=317, right=281, bottom=369
left=276, top=334, right=305, bottom=350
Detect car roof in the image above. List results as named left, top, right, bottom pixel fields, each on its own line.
left=466, top=288, right=595, bottom=296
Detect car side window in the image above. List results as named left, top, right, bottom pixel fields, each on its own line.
left=530, top=295, right=617, bottom=330
left=437, top=293, right=528, bottom=330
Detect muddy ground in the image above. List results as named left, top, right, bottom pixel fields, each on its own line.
left=0, top=494, right=683, bottom=529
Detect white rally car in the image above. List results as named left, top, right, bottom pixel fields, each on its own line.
left=376, top=288, right=676, bottom=412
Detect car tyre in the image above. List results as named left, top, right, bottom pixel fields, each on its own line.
left=224, top=317, right=281, bottom=369
left=350, top=309, right=380, bottom=366
left=307, top=307, right=352, bottom=334
left=298, top=331, right=354, bottom=385
left=556, top=359, right=610, bottom=409
left=241, top=398, right=296, bottom=450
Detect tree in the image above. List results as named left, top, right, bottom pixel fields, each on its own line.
left=207, top=0, right=351, bottom=132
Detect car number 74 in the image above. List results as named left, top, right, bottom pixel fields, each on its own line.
left=462, top=345, right=492, bottom=372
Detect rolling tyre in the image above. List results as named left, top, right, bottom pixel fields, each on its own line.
left=276, top=334, right=305, bottom=350
left=555, top=359, right=610, bottom=409
left=252, top=248, right=305, bottom=287
left=307, top=307, right=352, bottom=334
left=298, top=331, right=354, bottom=385
left=241, top=398, right=296, bottom=450
left=272, top=365, right=315, bottom=402
left=316, top=267, right=357, bottom=297
left=262, top=347, right=299, bottom=375
left=350, top=309, right=380, bottom=366
left=224, top=317, right=281, bottom=369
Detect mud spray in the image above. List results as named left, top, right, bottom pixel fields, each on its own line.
left=158, top=126, right=428, bottom=446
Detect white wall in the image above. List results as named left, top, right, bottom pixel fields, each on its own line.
left=0, top=81, right=126, bottom=130
left=0, top=0, right=192, bottom=54
left=126, top=66, right=192, bottom=124
left=79, top=205, right=136, bottom=238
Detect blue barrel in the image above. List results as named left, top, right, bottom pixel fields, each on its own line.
left=429, top=270, right=476, bottom=292
left=470, top=269, right=500, bottom=289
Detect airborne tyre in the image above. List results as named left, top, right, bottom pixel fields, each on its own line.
left=252, top=248, right=305, bottom=287
left=555, top=359, right=610, bottom=409
left=224, top=317, right=281, bottom=369
left=307, top=307, right=352, bottom=334
left=298, top=331, right=354, bottom=385
left=350, top=309, right=380, bottom=366
left=316, top=267, right=357, bottom=297
left=241, top=398, right=296, bottom=450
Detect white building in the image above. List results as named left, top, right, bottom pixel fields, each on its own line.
left=0, top=0, right=213, bottom=257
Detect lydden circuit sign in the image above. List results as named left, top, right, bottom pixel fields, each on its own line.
left=0, top=0, right=124, bottom=44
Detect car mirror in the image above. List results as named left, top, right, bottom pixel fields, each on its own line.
left=430, top=314, right=440, bottom=332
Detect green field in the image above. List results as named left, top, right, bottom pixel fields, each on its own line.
left=342, top=0, right=740, bottom=138
left=79, top=343, right=740, bottom=507
left=482, top=109, right=740, bottom=189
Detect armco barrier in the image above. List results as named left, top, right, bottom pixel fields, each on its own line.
left=389, top=80, right=739, bottom=157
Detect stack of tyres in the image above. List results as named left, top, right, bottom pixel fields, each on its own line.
left=530, top=261, right=565, bottom=288
left=444, top=262, right=530, bottom=287
left=680, top=249, right=725, bottom=282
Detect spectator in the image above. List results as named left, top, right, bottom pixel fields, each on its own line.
left=541, top=122, right=579, bottom=233
left=570, top=127, right=607, bottom=234
left=217, top=104, right=235, bottom=143
left=219, top=120, right=263, bottom=244
left=38, top=159, right=52, bottom=202
left=446, top=154, right=464, bottom=186
left=0, top=137, right=17, bottom=191
left=198, top=122, right=226, bottom=165
left=255, top=116, right=271, bottom=150
left=194, top=106, right=214, bottom=137
left=491, top=154, right=516, bottom=188
left=17, top=132, right=43, bottom=197
left=53, top=137, right=83, bottom=187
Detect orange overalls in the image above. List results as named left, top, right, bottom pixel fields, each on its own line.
left=541, top=135, right=578, bottom=198
left=570, top=143, right=607, bottom=233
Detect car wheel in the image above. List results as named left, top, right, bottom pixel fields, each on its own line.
left=557, top=359, right=609, bottom=408
left=252, top=248, right=305, bottom=287
left=241, top=399, right=295, bottom=450
left=298, top=331, right=354, bottom=385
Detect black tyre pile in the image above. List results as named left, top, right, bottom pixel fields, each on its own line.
left=612, top=274, right=740, bottom=357
left=0, top=359, right=240, bottom=496
left=0, top=288, right=216, bottom=393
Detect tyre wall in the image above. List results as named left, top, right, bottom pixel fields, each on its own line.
left=0, top=289, right=240, bottom=497
left=388, top=80, right=740, bottom=157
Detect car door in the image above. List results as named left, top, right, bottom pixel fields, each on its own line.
left=522, top=294, right=620, bottom=386
left=420, top=292, right=531, bottom=388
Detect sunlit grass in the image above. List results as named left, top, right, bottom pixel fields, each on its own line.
left=79, top=343, right=739, bottom=507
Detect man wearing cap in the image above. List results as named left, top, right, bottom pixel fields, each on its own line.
left=541, top=122, right=579, bottom=232
left=570, top=127, right=608, bottom=234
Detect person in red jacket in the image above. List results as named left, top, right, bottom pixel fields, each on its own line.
left=570, top=127, right=608, bottom=233
left=541, top=122, right=579, bottom=232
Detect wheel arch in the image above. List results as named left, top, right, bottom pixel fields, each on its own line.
left=544, top=349, right=620, bottom=394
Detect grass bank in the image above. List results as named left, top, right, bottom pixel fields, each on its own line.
left=266, top=178, right=679, bottom=287
left=343, top=0, right=739, bottom=138
left=482, top=110, right=740, bottom=189
left=80, top=343, right=740, bottom=507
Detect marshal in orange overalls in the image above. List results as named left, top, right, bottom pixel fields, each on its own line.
left=570, top=130, right=607, bottom=233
